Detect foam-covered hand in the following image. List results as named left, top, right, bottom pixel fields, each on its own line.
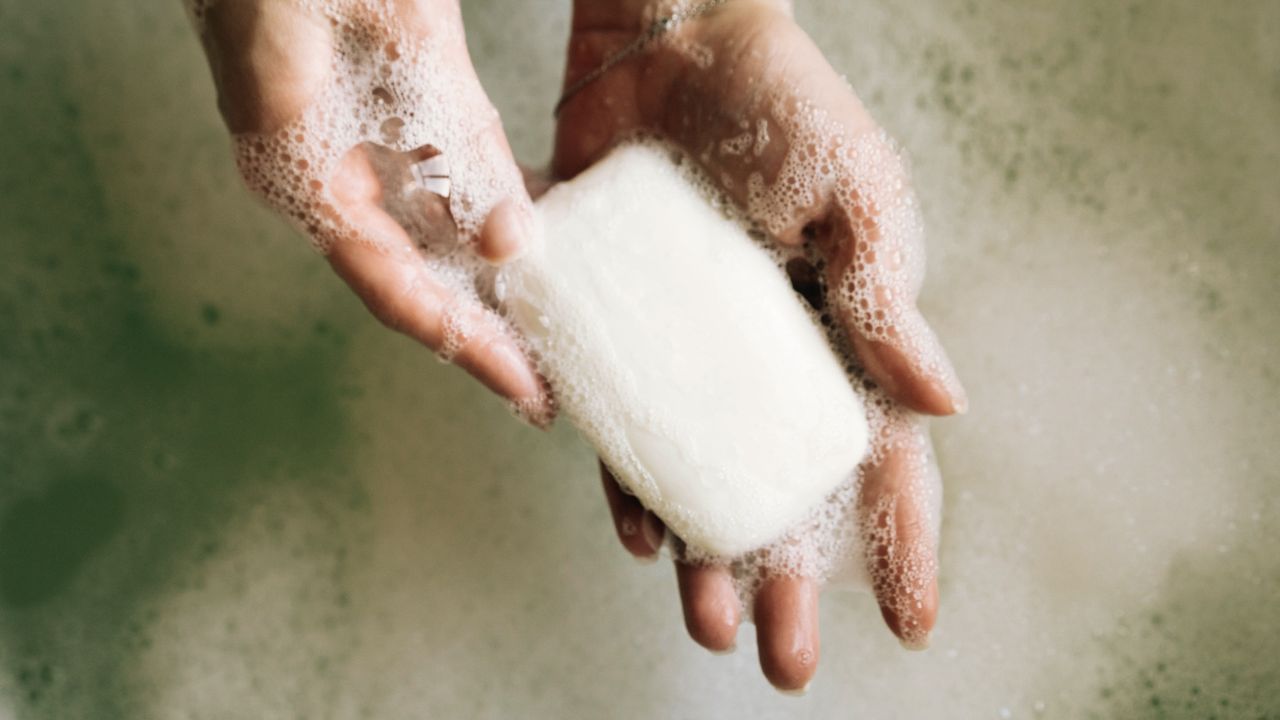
left=554, top=0, right=966, bottom=691
left=191, top=0, right=552, bottom=422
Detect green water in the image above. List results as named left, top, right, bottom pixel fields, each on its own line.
left=0, top=1, right=361, bottom=713
left=0, top=0, right=1277, bottom=717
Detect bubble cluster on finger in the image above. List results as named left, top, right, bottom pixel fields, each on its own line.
left=856, top=412, right=942, bottom=648
left=435, top=295, right=482, bottom=363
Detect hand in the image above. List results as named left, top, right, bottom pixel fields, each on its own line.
left=555, top=0, right=966, bottom=691
left=192, top=0, right=553, bottom=423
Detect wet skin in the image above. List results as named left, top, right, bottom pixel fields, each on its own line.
left=196, top=0, right=966, bottom=692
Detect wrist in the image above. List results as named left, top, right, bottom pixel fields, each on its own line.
left=571, top=0, right=792, bottom=33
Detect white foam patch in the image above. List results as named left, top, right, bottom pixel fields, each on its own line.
left=7, top=0, right=1278, bottom=716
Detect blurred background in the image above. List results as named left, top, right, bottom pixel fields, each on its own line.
left=0, top=0, right=1277, bottom=717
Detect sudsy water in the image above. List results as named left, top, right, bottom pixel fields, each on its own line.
left=0, top=0, right=1277, bottom=717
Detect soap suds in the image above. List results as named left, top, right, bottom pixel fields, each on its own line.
left=186, top=0, right=947, bottom=622
left=506, top=140, right=942, bottom=619
left=639, top=94, right=951, bottom=618
left=4, top=0, right=1280, bottom=716
left=189, top=0, right=530, bottom=378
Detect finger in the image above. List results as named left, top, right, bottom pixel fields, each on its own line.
left=676, top=561, right=741, bottom=653
left=476, top=196, right=532, bottom=263
left=471, top=120, right=535, bottom=264
left=847, top=309, right=966, bottom=416
left=754, top=575, right=820, bottom=693
left=824, top=179, right=967, bottom=416
left=599, top=461, right=662, bottom=560
left=857, top=417, right=942, bottom=649
left=325, top=146, right=552, bottom=423
left=327, top=234, right=549, bottom=416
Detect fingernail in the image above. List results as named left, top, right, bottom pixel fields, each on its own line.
left=777, top=681, right=812, bottom=697
left=479, top=198, right=533, bottom=264
left=641, top=510, right=665, bottom=554
left=632, top=552, right=658, bottom=565
left=710, top=643, right=737, bottom=656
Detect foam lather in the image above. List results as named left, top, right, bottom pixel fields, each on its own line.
left=496, top=144, right=867, bottom=557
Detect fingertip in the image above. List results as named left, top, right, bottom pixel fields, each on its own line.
left=859, top=436, right=943, bottom=650
left=853, top=332, right=966, bottom=416
left=504, top=374, right=556, bottom=430
left=879, top=576, right=938, bottom=651
left=450, top=327, right=545, bottom=408
left=676, top=562, right=741, bottom=653
left=755, top=576, right=820, bottom=693
left=777, top=681, right=813, bottom=697
left=948, top=382, right=970, bottom=415
left=477, top=195, right=534, bottom=264
left=511, top=388, right=556, bottom=430
left=460, top=335, right=536, bottom=394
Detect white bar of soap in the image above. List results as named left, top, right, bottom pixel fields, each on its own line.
left=497, top=144, right=867, bottom=557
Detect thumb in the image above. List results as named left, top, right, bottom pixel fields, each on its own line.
left=448, top=105, right=536, bottom=264
left=471, top=124, right=536, bottom=264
